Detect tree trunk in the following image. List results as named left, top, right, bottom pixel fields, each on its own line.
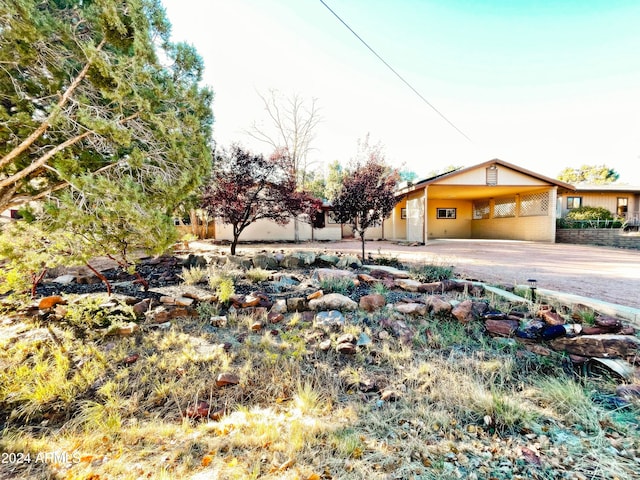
left=231, top=236, right=239, bottom=255
left=360, top=232, right=366, bottom=261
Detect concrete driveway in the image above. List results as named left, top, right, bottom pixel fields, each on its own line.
left=226, top=239, right=640, bottom=309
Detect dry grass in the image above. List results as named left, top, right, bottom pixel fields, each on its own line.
left=1, top=291, right=639, bottom=480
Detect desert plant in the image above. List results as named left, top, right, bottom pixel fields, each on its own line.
left=409, top=263, right=453, bottom=283
left=215, top=278, right=235, bottom=304
left=180, top=266, right=207, bottom=286
left=245, top=268, right=270, bottom=283
left=319, top=277, right=355, bottom=295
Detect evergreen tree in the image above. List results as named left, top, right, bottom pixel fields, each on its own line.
left=0, top=0, right=213, bottom=211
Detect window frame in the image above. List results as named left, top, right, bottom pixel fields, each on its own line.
left=566, top=196, right=582, bottom=209
left=436, top=208, right=457, bottom=219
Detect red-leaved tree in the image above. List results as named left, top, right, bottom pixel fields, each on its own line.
left=201, top=145, right=321, bottom=255
left=332, top=142, right=400, bottom=260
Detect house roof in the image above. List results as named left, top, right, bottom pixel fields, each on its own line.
left=569, top=183, right=640, bottom=194
left=397, top=158, right=575, bottom=196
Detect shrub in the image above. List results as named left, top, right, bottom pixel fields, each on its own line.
left=320, top=277, right=355, bottom=295
left=245, top=268, right=270, bottom=283
left=215, top=278, right=235, bottom=304
left=566, top=206, right=613, bottom=221
left=409, top=263, right=453, bottom=283
left=179, top=266, right=207, bottom=285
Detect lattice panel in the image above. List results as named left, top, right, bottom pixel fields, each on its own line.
left=520, top=192, right=549, bottom=217
left=494, top=197, right=516, bottom=218
left=473, top=200, right=490, bottom=219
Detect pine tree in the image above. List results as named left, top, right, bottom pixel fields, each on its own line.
left=0, top=0, right=213, bottom=212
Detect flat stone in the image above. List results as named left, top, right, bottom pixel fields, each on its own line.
left=308, top=293, right=357, bottom=311
left=484, top=319, right=519, bottom=337
left=270, top=299, right=287, bottom=314
left=336, top=333, right=356, bottom=345
left=312, top=268, right=356, bottom=282
left=394, top=278, right=422, bottom=292
left=363, top=265, right=410, bottom=279
left=252, top=253, right=278, bottom=269
left=538, top=309, right=565, bottom=326
left=394, top=302, right=427, bottom=316
left=286, top=297, right=307, bottom=312
left=336, top=342, right=357, bottom=354
left=52, top=274, right=75, bottom=285
left=307, top=290, right=323, bottom=300
left=337, top=255, right=362, bottom=269
left=216, top=372, right=240, bottom=387
left=314, top=310, right=345, bottom=329
left=318, top=254, right=340, bottom=266
left=452, top=300, right=474, bottom=323
left=550, top=334, right=640, bottom=359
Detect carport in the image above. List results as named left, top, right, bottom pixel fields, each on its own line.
left=383, top=159, right=575, bottom=243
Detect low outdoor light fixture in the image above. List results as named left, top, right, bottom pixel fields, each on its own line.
left=527, top=279, right=537, bottom=302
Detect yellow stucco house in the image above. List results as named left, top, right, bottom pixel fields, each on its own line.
left=557, top=184, right=640, bottom=229
left=383, top=159, right=575, bottom=243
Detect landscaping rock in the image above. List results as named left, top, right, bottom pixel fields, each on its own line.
left=280, top=254, right=301, bottom=268
left=38, top=295, right=65, bottom=310
left=550, top=334, right=640, bottom=359
left=357, top=273, right=378, bottom=284
left=357, top=332, right=372, bottom=346
left=380, top=317, right=415, bottom=344
left=286, top=297, right=307, bottom=312
left=308, top=293, right=357, bottom=311
left=337, top=333, right=357, bottom=345
left=394, top=278, right=422, bottom=292
left=318, top=339, right=332, bottom=351
left=312, top=268, right=356, bottom=282
left=365, top=265, right=410, bottom=279
left=359, top=294, right=386, bottom=312
left=314, top=310, right=345, bottom=329
left=594, top=315, right=623, bottom=331
left=267, top=312, right=284, bottom=324
left=294, top=251, right=316, bottom=266
left=307, top=290, right=323, bottom=300
left=538, top=309, right=565, bottom=326
left=616, top=384, right=640, bottom=399
left=337, top=255, right=362, bottom=269
left=515, top=319, right=545, bottom=339
left=186, top=400, right=210, bottom=419
left=317, top=254, right=340, bottom=266
left=132, top=298, right=152, bottom=316
left=452, top=300, right=474, bottom=323
left=216, top=372, right=240, bottom=387
left=52, top=274, right=76, bottom=285
left=425, top=296, right=452, bottom=315
left=336, top=342, right=357, bottom=354
left=484, top=319, right=519, bottom=337
left=147, top=305, right=197, bottom=323
left=394, top=302, right=427, bottom=316
left=252, top=253, right=278, bottom=269
left=210, top=315, right=227, bottom=327
left=115, top=322, right=140, bottom=336
left=270, top=299, right=287, bottom=314
left=226, top=255, right=252, bottom=269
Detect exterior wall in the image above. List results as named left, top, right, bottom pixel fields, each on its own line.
left=214, top=215, right=341, bottom=242
left=384, top=198, right=407, bottom=240
left=559, top=192, right=640, bottom=220
left=471, top=215, right=555, bottom=241
left=426, top=199, right=472, bottom=239
left=556, top=229, right=640, bottom=249
left=437, top=165, right=550, bottom=186
left=470, top=188, right=556, bottom=242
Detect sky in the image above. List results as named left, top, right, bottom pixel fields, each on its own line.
left=161, top=0, right=640, bottom=184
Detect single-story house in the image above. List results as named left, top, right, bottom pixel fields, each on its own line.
left=383, top=159, right=575, bottom=243
left=207, top=159, right=577, bottom=244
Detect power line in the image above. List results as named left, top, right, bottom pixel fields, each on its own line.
left=318, top=0, right=472, bottom=143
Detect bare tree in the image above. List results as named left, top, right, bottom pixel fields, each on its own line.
left=247, top=89, right=321, bottom=188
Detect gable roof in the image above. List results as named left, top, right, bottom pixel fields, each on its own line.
left=397, top=158, right=575, bottom=195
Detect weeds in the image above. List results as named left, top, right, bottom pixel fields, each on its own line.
left=245, top=267, right=270, bottom=283
left=180, top=266, right=207, bottom=285
left=319, top=276, right=355, bottom=295
left=409, top=262, right=453, bottom=282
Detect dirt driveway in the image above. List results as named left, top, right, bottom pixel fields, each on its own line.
left=223, top=239, right=640, bottom=310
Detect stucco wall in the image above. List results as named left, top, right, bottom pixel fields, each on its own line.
left=214, top=217, right=341, bottom=242
left=558, top=192, right=640, bottom=218
left=437, top=165, right=550, bottom=186
left=426, top=199, right=472, bottom=239
left=471, top=215, right=555, bottom=241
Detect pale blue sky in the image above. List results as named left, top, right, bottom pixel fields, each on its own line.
left=161, top=0, right=640, bottom=183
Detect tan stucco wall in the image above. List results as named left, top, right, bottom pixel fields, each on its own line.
left=471, top=215, right=555, bottom=241
left=438, top=165, right=551, bottom=186
left=426, top=199, right=473, bottom=239
left=384, top=199, right=407, bottom=240
left=559, top=192, right=640, bottom=218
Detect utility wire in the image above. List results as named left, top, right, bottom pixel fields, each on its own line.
left=319, top=0, right=472, bottom=143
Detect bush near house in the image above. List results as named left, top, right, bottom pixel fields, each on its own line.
left=558, top=206, right=623, bottom=229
